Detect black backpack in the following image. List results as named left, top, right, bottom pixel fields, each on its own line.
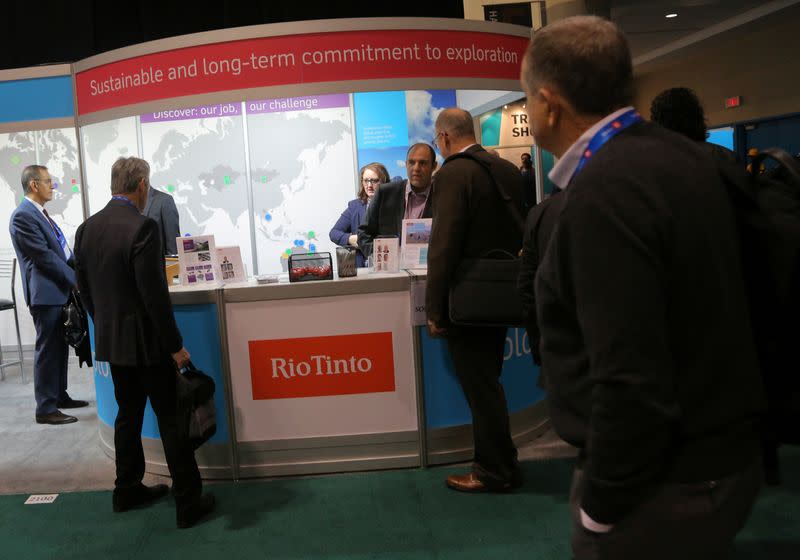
left=724, top=148, right=800, bottom=484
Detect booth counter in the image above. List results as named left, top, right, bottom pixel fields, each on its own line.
left=93, top=271, right=547, bottom=479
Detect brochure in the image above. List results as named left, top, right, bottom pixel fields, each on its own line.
left=373, top=237, right=400, bottom=273
left=217, top=246, right=247, bottom=283
left=400, top=218, right=432, bottom=270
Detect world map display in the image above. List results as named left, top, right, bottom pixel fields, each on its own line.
left=77, top=95, right=357, bottom=275
left=0, top=128, right=83, bottom=249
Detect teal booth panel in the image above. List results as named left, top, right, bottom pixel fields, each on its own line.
left=91, top=304, right=229, bottom=443
left=420, top=326, right=543, bottom=429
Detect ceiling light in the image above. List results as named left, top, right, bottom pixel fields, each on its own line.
left=522, top=104, right=526, bottom=109
left=503, top=105, right=508, bottom=109
left=665, top=13, right=678, bottom=18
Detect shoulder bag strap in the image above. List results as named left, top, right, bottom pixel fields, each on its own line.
left=446, top=151, right=525, bottom=234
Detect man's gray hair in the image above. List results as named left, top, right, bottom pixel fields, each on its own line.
left=111, top=157, right=150, bottom=195
left=435, top=108, right=475, bottom=140
left=21, top=165, right=47, bottom=194
left=521, top=15, right=633, bottom=116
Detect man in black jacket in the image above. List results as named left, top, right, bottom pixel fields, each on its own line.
left=426, top=108, right=526, bottom=493
left=74, top=157, right=214, bottom=529
left=521, top=16, right=765, bottom=559
left=517, top=189, right=563, bottom=372
left=357, top=143, right=436, bottom=258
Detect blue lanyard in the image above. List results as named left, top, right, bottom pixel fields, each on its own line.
left=111, top=195, right=137, bottom=208
left=571, top=109, right=643, bottom=183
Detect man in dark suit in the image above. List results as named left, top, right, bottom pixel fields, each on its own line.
left=9, top=165, right=89, bottom=425
left=74, top=157, right=214, bottom=528
left=426, top=108, right=526, bottom=493
left=357, top=143, right=436, bottom=258
left=522, top=16, right=764, bottom=559
left=143, top=186, right=180, bottom=255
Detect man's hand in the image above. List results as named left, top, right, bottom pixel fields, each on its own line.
left=427, top=319, right=447, bottom=337
left=348, top=234, right=358, bottom=247
left=172, top=347, right=191, bottom=369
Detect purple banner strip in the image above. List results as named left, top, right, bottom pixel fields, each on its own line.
left=246, top=94, right=350, bottom=115
left=140, top=102, right=242, bottom=123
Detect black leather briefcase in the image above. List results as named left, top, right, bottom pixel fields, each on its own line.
left=176, top=362, right=217, bottom=450
left=448, top=250, right=524, bottom=327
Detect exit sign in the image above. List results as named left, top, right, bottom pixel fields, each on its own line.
left=725, top=96, right=742, bottom=109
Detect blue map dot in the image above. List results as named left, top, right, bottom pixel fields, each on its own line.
left=298, top=240, right=305, bottom=247
left=264, top=213, right=272, bottom=222
left=309, top=244, right=316, bottom=252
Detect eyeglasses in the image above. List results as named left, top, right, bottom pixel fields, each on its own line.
left=34, top=178, right=53, bottom=185
left=362, top=178, right=381, bottom=185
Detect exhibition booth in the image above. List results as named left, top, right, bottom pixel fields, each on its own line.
left=1, top=17, right=546, bottom=479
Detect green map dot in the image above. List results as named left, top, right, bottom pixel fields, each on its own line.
left=307, top=231, right=315, bottom=239
left=72, top=185, right=80, bottom=193
left=261, top=176, right=267, bottom=183
left=224, top=176, right=231, bottom=185
left=167, top=185, right=175, bottom=193
left=285, top=249, right=292, bottom=256
left=11, top=155, right=21, bottom=165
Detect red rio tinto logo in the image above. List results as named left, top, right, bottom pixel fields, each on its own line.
left=248, top=332, right=396, bottom=400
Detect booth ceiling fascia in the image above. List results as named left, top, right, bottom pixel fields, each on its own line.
left=72, top=78, right=523, bottom=128
left=72, top=17, right=532, bottom=73
left=0, top=64, right=71, bottom=82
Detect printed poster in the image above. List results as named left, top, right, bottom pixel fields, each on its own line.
left=177, top=235, right=219, bottom=285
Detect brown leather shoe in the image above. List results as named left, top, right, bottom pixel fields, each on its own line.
left=446, top=473, right=490, bottom=493
left=446, top=472, right=517, bottom=493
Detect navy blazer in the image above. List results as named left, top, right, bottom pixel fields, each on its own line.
left=9, top=198, right=76, bottom=307
left=329, top=198, right=368, bottom=267
left=143, top=187, right=180, bottom=255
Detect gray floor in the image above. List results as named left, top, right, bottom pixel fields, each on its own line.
left=0, top=357, right=575, bottom=496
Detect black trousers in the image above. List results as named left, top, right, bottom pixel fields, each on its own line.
left=446, top=325, right=519, bottom=486
left=570, top=459, right=762, bottom=560
left=110, top=361, right=202, bottom=499
left=30, top=305, right=69, bottom=415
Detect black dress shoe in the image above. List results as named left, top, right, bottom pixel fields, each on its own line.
left=58, top=398, right=89, bottom=409
left=177, top=494, right=216, bottom=529
left=113, top=483, right=169, bottom=512
left=35, top=411, right=78, bottom=425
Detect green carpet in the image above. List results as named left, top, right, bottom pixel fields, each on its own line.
left=1, top=450, right=799, bottom=559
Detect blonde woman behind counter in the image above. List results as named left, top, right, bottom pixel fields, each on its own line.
left=329, top=162, right=390, bottom=267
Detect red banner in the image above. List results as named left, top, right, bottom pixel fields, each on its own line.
left=75, top=30, right=529, bottom=115
left=249, top=332, right=396, bottom=400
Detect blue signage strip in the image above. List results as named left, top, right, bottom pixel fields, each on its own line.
left=0, top=75, right=74, bottom=123
left=420, top=326, right=544, bottom=429
left=91, top=303, right=230, bottom=444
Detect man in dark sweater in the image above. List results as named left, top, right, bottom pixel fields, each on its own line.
left=521, top=16, right=765, bottom=559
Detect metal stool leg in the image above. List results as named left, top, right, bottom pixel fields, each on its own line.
left=0, top=332, right=4, bottom=381
left=13, top=306, right=24, bottom=382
